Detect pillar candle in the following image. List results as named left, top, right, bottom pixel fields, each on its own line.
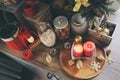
left=83, top=41, right=95, bottom=57
left=73, top=44, right=83, bottom=57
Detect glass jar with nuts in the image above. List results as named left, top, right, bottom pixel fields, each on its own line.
left=53, top=16, right=70, bottom=40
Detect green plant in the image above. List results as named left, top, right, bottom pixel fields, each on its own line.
left=0, top=2, right=18, bottom=39
left=66, top=0, right=115, bottom=20
left=0, top=23, right=17, bottom=38
left=0, top=10, right=18, bottom=39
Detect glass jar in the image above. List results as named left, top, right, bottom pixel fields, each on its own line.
left=37, top=22, right=56, bottom=47
left=71, top=13, right=89, bottom=36
left=53, top=16, right=70, bottom=40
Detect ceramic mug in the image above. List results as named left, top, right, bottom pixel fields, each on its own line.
left=0, top=23, right=27, bottom=51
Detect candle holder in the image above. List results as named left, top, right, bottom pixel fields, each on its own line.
left=71, top=42, right=96, bottom=61
left=60, top=41, right=106, bottom=79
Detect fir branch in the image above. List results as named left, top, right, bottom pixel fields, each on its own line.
left=77, top=0, right=115, bottom=19
left=3, top=11, right=9, bottom=23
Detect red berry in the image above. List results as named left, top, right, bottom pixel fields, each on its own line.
left=22, top=49, right=34, bottom=60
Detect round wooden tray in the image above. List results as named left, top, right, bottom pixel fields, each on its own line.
left=59, top=45, right=106, bottom=79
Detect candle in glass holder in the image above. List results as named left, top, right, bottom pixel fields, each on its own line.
left=73, top=44, right=83, bottom=57
left=83, top=41, right=95, bottom=57
left=23, top=0, right=37, bottom=18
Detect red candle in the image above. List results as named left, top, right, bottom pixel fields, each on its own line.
left=83, top=41, right=95, bottom=57
left=23, top=0, right=37, bottom=17
left=73, top=44, right=83, bottom=57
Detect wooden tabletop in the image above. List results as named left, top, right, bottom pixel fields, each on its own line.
left=0, top=14, right=120, bottom=80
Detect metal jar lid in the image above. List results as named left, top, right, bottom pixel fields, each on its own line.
left=53, top=16, right=68, bottom=29
left=71, top=13, right=86, bottom=26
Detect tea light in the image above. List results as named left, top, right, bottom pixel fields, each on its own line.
left=73, top=44, right=83, bottom=57
left=83, top=41, right=95, bottom=57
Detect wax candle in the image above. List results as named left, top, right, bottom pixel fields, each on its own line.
left=73, top=44, right=83, bottom=57
left=23, top=0, right=37, bottom=17
left=83, top=41, right=95, bottom=57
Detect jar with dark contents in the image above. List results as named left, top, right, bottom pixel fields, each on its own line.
left=53, top=16, right=70, bottom=40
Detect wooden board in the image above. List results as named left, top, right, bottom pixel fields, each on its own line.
left=59, top=45, right=106, bottom=79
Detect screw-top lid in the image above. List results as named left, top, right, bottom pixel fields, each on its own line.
left=53, top=16, right=68, bottom=29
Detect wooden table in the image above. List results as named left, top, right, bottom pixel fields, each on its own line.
left=0, top=14, right=120, bottom=80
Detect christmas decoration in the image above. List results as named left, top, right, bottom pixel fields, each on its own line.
left=107, top=55, right=115, bottom=64
left=90, top=61, right=101, bottom=72
left=46, top=53, right=52, bottom=64
left=67, top=0, right=115, bottom=19
left=106, top=49, right=111, bottom=56
left=93, top=15, right=110, bottom=36
left=105, top=49, right=115, bottom=64
left=49, top=48, right=57, bottom=55
left=96, top=54, right=105, bottom=60
left=88, top=19, right=116, bottom=47
left=73, top=0, right=90, bottom=12
left=64, top=42, right=72, bottom=49
left=76, top=59, right=83, bottom=69
left=68, top=59, right=75, bottom=66
left=74, top=35, right=82, bottom=43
